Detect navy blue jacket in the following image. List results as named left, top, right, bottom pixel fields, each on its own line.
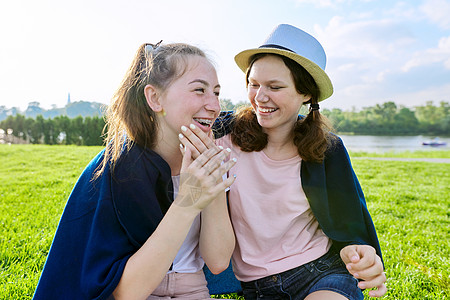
left=33, top=145, right=177, bottom=299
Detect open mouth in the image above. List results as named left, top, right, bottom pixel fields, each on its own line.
left=258, top=107, right=278, bottom=113
left=193, top=118, right=213, bottom=128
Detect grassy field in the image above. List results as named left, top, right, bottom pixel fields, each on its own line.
left=1, top=144, right=449, bottom=299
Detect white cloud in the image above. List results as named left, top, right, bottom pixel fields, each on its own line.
left=420, top=0, right=450, bottom=29
left=386, top=1, right=420, bottom=20
left=315, top=16, right=416, bottom=60
left=402, top=35, right=450, bottom=71
left=295, top=0, right=374, bottom=8
left=294, top=0, right=348, bottom=8
left=394, top=81, right=450, bottom=104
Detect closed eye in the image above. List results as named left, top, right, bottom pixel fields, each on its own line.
left=194, top=88, right=206, bottom=94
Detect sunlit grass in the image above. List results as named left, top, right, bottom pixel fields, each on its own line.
left=349, top=149, right=450, bottom=158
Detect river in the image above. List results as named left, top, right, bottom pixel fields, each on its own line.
left=339, top=135, right=450, bottom=153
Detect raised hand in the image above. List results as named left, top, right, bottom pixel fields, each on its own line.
left=175, top=132, right=235, bottom=210
left=178, top=124, right=217, bottom=159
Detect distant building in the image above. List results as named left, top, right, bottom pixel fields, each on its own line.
left=68, top=92, right=71, bottom=104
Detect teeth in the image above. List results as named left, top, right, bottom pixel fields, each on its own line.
left=193, top=118, right=212, bottom=126
left=259, top=107, right=276, bottom=113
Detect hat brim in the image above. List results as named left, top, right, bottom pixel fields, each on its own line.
left=235, top=48, right=333, bottom=102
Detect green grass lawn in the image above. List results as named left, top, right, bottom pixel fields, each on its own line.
left=1, top=144, right=449, bottom=299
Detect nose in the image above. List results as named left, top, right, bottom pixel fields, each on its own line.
left=254, top=87, right=268, bottom=103
left=204, top=93, right=221, bottom=115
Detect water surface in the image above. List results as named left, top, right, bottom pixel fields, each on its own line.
left=339, top=135, right=450, bottom=153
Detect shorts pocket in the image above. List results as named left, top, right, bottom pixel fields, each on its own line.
left=312, top=252, right=341, bottom=272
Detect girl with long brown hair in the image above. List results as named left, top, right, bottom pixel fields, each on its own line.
left=33, top=42, right=236, bottom=300
left=213, top=24, right=386, bottom=299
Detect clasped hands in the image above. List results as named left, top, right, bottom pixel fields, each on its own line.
left=175, top=124, right=235, bottom=210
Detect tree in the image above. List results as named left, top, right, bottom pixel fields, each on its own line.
left=220, top=99, right=235, bottom=111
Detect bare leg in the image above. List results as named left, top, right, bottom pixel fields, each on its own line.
left=305, top=290, right=349, bottom=300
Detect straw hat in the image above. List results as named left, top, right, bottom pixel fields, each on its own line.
left=235, top=24, right=333, bottom=102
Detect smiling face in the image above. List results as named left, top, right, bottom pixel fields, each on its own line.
left=147, top=55, right=221, bottom=142
left=247, top=55, right=311, bottom=134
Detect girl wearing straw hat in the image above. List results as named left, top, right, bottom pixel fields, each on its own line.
left=183, top=24, right=386, bottom=299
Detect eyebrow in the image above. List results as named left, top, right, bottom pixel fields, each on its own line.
left=189, top=79, right=221, bottom=89
left=248, top=77, right=285, bottom=84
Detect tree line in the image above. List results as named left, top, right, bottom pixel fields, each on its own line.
left=0, top=115, right=105, bottom=145
left=322, top=101, right=449, bottom=136
left=222, top=99, right=449, bottom=136
left=1, top=101, right=448, bottom=145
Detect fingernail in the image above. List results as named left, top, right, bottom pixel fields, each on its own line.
left=226, top=148, right=231, bottom=152
left=358, top=282, right=365, bottom=289
left=353, top=273, right=359, bottom=278
left=181, top=125, right=187, bottom=132
left=218, top=145, right=223, bottom=150
left=352, top=255, right=359, bottom=261
left=179, top=144, right=184, bottom=149
left=178, top=133, right=184, bottom=139
left=190, top=124, right=196, bottom=129
left=232, top=157, right=237, bottom=162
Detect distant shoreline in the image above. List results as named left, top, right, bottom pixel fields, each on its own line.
left=351, top=157, right=450, bottom=163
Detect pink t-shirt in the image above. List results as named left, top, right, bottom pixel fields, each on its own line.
left=217, top=135, right=331, bottom=282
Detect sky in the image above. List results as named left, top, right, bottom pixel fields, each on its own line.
left=1, top=0, right=449, bottom=111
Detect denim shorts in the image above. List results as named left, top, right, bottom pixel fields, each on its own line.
left=240, top=248, right=363, bottom=300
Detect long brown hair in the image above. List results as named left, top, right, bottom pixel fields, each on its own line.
left=95, top=42, right=207, bottom=178
left=231, top=53, right=335, bottom=162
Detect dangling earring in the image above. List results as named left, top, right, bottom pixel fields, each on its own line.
left=159, top=109, right=167, bottom=117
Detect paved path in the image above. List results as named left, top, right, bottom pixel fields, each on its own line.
left=352, top=157, right=450, bottom=164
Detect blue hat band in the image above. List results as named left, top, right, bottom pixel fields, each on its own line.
left=259, top=44, right=295, bottom=53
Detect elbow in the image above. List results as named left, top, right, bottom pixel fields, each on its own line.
left=207, top=260, right=231, bottom=275
left=112, top=281, right=153, bottom=300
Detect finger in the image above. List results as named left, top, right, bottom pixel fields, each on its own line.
left=357, top=271, right=386, bottom=290
left=220, top=171, right=237, bottom=190
left=368, top=283, right=387, bottom=298
left=208, top=159, right=237, bottom=190
left=181, top=124, right=217, bottom=154
left=180, top=145, right=193, bottom=173
left=209, top=156, right=236, bottom=183
left=340, top=245, right=359, bottom=265
left=350, top=247, right=377, bottom=273
left=200, top=147, right=231, bottom=174
left=179, top=132, right=201, bottom=159
left=189, top=147, right=221, bottom=170
left=188, top=123, right=216, bottom=149
left=200, top=149, right=229, bottom=175
left=352, top=255, right=384, bottom=281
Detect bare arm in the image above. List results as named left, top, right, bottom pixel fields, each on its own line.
left=179, top=124, right=236, bottom=274
left=199, top=191, right=235, bottom=274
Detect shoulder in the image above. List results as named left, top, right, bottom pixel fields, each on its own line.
left=324, top=135, right=348, bottom=161
left=213, top=111, right=235, bottom=138
left=113, top=143, right=170, bottom=182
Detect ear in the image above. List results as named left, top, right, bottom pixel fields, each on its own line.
left=302, top=94, right=312, bottom=104
left=144, top=84, right=163, bottom=112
